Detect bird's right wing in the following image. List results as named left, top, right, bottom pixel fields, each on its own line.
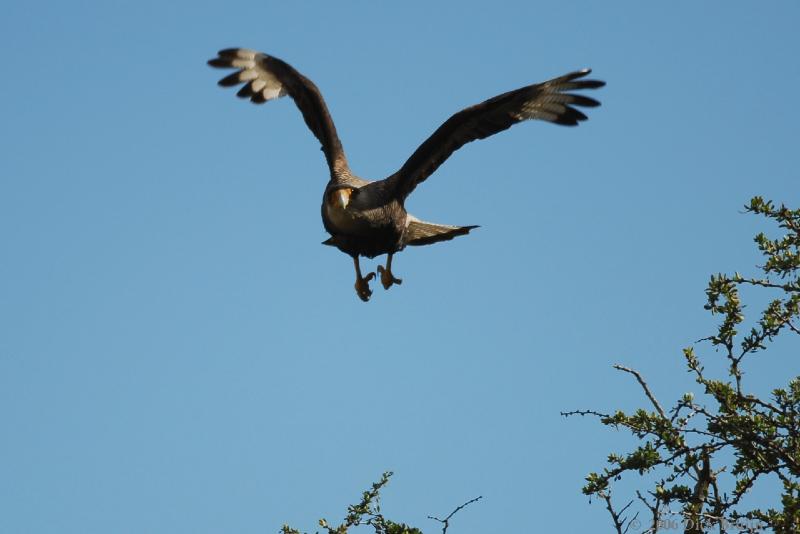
left=387, top=69, right=605, bottom=200
left=208, top=49, right=350, bottom=178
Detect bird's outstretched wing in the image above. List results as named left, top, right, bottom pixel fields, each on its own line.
left=208, top=49, right=349, bottom=177
left=387, top=69, right=605, bottom=200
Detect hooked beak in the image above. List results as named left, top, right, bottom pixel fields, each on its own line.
left=331, top=187, right=353, bottom=209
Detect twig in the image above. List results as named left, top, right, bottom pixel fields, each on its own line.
left=614, top=364, right=667, bottom=419
left=561, top=409, right=612, bottom=419
left=428, top=496, right=482, bottom=534
left=788, top=320, right=800, bottom=336
left=636, top=490, right=661, bottom=534
left=736, top=278, right=799, bottom=293
left=600, top=490, right=636, bottom=534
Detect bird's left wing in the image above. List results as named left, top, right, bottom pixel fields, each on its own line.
left=208, top=49, right=350, bottom=178
left=387, top=69, right=605, bottom=200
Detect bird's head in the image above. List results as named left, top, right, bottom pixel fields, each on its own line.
left=328, top=186, right=354, bottom=210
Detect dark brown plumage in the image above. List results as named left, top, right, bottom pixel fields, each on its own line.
left=208, top=48, right=605, bottom=301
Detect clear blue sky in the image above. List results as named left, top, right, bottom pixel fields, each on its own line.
left=2, top=2, right=798, bottom=532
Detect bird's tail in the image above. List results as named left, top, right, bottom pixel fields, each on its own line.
left=405, top=219, right=479, bottom=247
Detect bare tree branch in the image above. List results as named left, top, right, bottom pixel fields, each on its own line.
left=614, top=364, right=667, bottom=419
left=599, top=490, right=637, bottom=534
left=560, top=409, right=612, bottom=419
left=427, top=496, right=482, bottom=534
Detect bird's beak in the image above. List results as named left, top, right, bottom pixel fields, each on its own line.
left=332, top=188, right=352, bottom=209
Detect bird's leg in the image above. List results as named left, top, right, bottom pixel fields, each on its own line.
left=353, top=256, right=376, bottom=302
left=377, top=253, right=403, bottom=290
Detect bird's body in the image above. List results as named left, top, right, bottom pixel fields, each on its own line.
left=322, top=178, right=403, bottom=258
left=208, top=48, right=604, bottom=301
left=320, top=178, right=474, bottom=260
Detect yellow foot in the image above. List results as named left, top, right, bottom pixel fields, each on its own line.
left=377, top=265, right=403, bottom=290
left=355, top=272, right=376, bottom=302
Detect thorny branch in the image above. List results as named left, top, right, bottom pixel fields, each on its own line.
left=427, top=496, right=483, bottom=534
left=567, top=198, right=800, bottom=534
left=599, top=490, right=636, bottom=534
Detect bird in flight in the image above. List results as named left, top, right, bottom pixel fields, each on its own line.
left=208, top=49, right=605, bottom=301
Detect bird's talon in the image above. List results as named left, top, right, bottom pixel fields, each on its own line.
left=378, top=265, right=403, bottom=290
left=355, top=276, right=374, bottom=302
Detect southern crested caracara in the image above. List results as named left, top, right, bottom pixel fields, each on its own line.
left=208, top=49, right=605, bottom=301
